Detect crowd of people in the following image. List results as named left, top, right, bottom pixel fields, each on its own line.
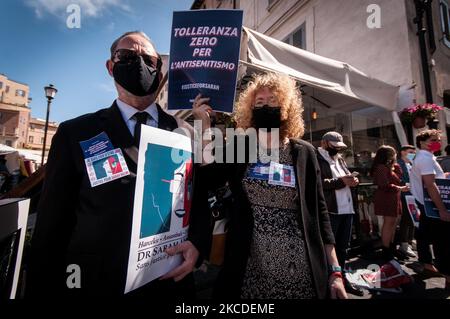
left=21, top=30, right=450, bottom=299
left=311, top=128, right=450, bottom=296
left=316, top=129, right=450, bottom=293
left=0, top=153, right=36, bottom=194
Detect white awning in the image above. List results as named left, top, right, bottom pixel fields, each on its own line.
left=17, top=149, right=42, bottom=162
left=0, top=144, right=41, bottom=162
left=241, top=27, right=399, bottom=112
left=0, top=144, right=18, bottom=155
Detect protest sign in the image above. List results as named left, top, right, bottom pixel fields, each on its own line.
left=423, top=178, right=450, bottom=219
left=168, top=10, right=243, bottom=112
left=125, top=126, right=193, bottom=293
left=404, top=194, right=420, bottom=227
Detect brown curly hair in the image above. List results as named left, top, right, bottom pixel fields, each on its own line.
left=234, top=72, right=304, bottom=140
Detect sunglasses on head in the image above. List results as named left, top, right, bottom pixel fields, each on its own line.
left=113, top=48, right=162, bottom=69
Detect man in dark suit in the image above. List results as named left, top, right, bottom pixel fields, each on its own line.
left=26, top=31, right=209, bottom=297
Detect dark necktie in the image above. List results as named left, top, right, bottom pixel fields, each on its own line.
left=133, top=112, right=149, bottom=147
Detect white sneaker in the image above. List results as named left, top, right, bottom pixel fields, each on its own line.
left=400, top=243, right=417, bottom=258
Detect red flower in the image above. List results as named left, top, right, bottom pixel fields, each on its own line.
left=399, top=103, right=443, bottom=123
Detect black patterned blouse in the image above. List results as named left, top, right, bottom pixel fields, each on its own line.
left=240, top=145, right=316, bottom=299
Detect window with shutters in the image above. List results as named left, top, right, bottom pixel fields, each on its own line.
left=283, top=24, right=306, bottom=50
left=440, top=0, right=450, bottom=47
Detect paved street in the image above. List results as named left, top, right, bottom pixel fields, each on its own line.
left=194, top=243, right=450, bottom=300
left=345, top=254, right=450, bottom=299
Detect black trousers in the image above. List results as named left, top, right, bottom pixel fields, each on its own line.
left=329, top=214, right=353, bottom=269
left=417, top=202, right=450, bottom=275
left=416, top=202, right=434, bottom=264
left=398, top=193, right=415, bottom=243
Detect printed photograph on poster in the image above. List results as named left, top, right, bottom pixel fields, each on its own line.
left=125, top=126, right=193, bottom=294
left=423, top=178, right=450, bottom=219
left=168, top=9, right=243, bottom=112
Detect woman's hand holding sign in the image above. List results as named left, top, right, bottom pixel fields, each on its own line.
left=160, top=240, right=199, bottom=282
left=192, top=93, right=214, bottom=132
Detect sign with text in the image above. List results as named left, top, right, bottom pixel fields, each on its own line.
left=423, top=178, right=450, bottom=219
left=168, top=10, right=243, bottom=112
left=125, top=126, right=193, bottom=293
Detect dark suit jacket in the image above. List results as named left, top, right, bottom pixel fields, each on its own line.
left=198, top=138, right=335, bottom=299
left=26, top=102, right=209, bottom=297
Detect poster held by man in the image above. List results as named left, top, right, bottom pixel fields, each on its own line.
left=125, top=125, right=193, bottom=293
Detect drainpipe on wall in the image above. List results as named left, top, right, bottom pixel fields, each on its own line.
left=425, top=0, right=437, bottom=53
left=414, top=0, right=441, bottom=131
left=414, top=0, right=434, bottom=104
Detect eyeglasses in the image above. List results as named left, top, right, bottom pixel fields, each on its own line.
left=113, top=48, right=162, bottom=69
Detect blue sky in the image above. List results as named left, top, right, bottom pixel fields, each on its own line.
left=0, top=0, right=192, bottom=123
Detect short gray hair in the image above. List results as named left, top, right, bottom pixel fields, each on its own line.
left=110, top=31, right=157, bottom=59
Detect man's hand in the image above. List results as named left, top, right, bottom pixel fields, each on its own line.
left=160, top=240, right=199, bottom=282
left=329, top=275, right=348, bottom=299
left=439, top=209, right=450, bottom=222
left=341, top=176, right=359, bottom=187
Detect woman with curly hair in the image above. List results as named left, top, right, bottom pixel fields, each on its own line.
left=192, top=72, right=347, bottom=299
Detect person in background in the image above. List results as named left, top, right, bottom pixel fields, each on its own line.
left=0, top=155, right=9, bottom=193
left=19, top=155, right=30, bottom=179
left=410, top=130, right=450, bottom=290
left=371, top=145, right=409, bottom=261
left=316, top=132, right=363, bottom=296
left=397, top=145, right=417, bottom=258
left=437, top=144, right=450, bottom=172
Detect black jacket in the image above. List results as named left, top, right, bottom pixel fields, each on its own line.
left=26, top=102, right=210, bottom=297
left=198, top=138, right=335, bottom=299
left=316, top=150, right=358, bottom=215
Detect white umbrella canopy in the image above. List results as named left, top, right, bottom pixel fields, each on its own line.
left=240, top=27, right=399, bottom=112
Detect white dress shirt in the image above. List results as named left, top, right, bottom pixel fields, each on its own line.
left=410, top=149, right=445, bottom=205
left=318, top=147, right=354, bottom=215
left=116, top=98, right=159, bottom=136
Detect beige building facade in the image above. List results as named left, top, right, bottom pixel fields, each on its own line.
left=0, top=74, right=58, bottom=152
left=0, top=74, right=31, bottom=148
left=27, top=118, right=58, bottom=151
left=193, top=0, right=450, bottom=106
left=190, top=0, right=450, bottom=176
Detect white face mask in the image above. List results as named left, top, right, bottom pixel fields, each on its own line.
left=406, top=153, right=415, bottom=162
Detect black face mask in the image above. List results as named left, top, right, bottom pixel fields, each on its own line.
left=252, top=105, right=281, bottom=130
left=326, top=147, right=339, bottom=157
left=112, top=55, right=160, bottom=97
